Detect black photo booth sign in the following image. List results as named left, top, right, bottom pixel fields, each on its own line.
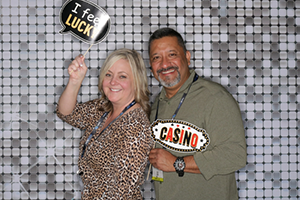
left=59, top=0, right=110, bottom=44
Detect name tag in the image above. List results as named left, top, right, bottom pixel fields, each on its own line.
left=152, top=167, right=164, bottom=182
left=151, top=119, right=210, bottom=152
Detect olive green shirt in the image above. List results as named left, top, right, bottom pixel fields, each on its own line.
left=150, top=70, right=247, bottom=200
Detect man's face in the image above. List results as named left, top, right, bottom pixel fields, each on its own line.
left=149, top=36, right=191, bottom=90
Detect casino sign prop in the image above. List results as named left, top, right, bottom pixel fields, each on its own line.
left=151, top=119, right=210, bottom=152
left=59, top=0, right=110, bottom=44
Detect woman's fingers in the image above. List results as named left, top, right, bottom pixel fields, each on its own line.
left=68, top=54, right=85, bottom=75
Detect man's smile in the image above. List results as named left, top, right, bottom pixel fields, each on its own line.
left=157, top=66, right=178, bottom=75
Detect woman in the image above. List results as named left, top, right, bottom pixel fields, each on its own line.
left=56, top=49, right=153, bottom=199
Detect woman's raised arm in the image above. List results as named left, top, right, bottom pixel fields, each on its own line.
left=57, top=54, right=88, bottom=115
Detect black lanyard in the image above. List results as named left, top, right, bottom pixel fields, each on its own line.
left=155, top=74, right=199, bottom=120
left=81, top=99, right=136, bottom=158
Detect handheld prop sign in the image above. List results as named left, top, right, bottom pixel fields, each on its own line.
left=59, top=0, right=110, bottom=46
left=151, top=119, right=210, bottom=152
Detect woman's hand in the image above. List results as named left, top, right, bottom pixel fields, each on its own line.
left=68, top=54, right=88, bottom=85
left=57, top=54, right=88, bottom=115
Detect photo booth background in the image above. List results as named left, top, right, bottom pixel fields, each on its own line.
left=0, top=0, right=299, bottom=199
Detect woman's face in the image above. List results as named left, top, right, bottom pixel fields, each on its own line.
left=102, top=59, right=135, bottom=107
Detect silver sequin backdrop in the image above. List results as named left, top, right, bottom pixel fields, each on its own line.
left=0, top=0, right=299, bottom=199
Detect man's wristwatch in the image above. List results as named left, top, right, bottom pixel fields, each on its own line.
left=173, top=157, right=185, bottom=177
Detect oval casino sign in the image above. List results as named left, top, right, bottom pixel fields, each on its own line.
left=151, top=119, right=210, bottom=152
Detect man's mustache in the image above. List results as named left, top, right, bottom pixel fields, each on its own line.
left=157, top=66, right=179, bottom=74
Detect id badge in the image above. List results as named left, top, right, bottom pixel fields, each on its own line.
left=152, top=166, right=163, bottom=182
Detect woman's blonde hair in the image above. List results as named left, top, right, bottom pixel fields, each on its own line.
left=98, top=48, right=150, bottom=116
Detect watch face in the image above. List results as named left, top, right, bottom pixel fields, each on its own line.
left=177, top=161, right=184, bottom=170
left=175, top=159, right=185, bottom=170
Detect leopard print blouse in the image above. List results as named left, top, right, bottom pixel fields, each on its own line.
left=56, top=99, right=153, bottom=200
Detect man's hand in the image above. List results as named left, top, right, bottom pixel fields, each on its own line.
left=149, top=148, right=177, bottom=172
left=149, top=148, right=201, bottom=174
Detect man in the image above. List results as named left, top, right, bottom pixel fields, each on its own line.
left=148, top=27, right=247, bottom=200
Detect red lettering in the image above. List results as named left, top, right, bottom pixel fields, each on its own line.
left=191, top=134, right=198, bottom=148
left=165, top=128, right=173, bottom=142
left=179, top=129, right=184, bottom=144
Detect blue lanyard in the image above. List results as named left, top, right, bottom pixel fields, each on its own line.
left=81, top=99, right=136, bottom=158
left=155, top=74, right=199, bottom=120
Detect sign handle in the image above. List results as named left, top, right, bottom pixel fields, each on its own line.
left=84, top=44, right=93, bottom=57
left=147, top=164, right=152, bottom=180
left=147, top=143, right=156, bottom=180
